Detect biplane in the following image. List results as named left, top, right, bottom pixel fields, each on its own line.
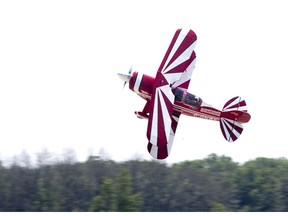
left=118, top=28, right=251, bottom=159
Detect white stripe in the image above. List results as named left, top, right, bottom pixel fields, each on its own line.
left=150, top=89, right=159, bottom=146
left=163, top=73, right=182, bottom=84
left=221, top=119, right=231, bottom=141
left=172, top=115, right=179, bottom=123
left=150, top=144, right=158, bottom=158
left=173, top=104, right=220, bottom=121
left=134, top=73, right=143, bottom=94
left=166, top=137, right=173, bottom=155
left=162, top=29, right=189, bottom=72
left=172, top=57, right=196, bottom=89
left=167, top=115, right=178, bottom=155
left=163, top=40, right=196, bottom=74
left=224, top=97, right=241, bottom=111
left=159, top=86, right=173, bottom=143
left=223, top=118, right=242, bottom=140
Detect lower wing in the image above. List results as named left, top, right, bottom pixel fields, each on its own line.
left=147, top=111, right=181, bottom=159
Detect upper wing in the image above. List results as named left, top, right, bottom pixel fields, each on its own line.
left=171, top=51, right=196, bottom=90
left=157, top=28, right=197, bottom=90
left=146, top=29, right=197, bottom=159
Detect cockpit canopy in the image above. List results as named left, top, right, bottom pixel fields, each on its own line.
left=172, top=87, right=202, bottom=108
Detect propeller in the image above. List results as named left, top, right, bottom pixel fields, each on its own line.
left=118, top=67, right=133, bottom=89
left=123, top=66, right=132, bottom=89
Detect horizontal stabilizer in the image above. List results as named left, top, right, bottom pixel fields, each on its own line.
left=220, top=96, right=250, bottom=142
left=220, top=117, right=243, bottom=142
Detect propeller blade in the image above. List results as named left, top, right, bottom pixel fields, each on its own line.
left=119, top=66, right=133, bottom=90
left=123, top=81, right=127, bottom=89
left=128, top=66, right=132, bottom=75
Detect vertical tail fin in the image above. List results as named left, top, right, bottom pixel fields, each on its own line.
left=223, top=96, right=247, bottom=112
left=220, top=96, right=251, bottom=142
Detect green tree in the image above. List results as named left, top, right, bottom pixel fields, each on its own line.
left=116, top=168, right=142, bottom=211
left=210, top=202, right=226, bottom=211
left=133, top=160, right=169, bottom=211
left=36, top=178, right=50, bottom=211
left=0, top=160, right=10, bottom=211
left=204, top=154, right=240, bottom=211
left=236, top=157, right=284, bottom=211
left=168, top=160, right=211, bottom=211
left=3, top=151, right=288, bottom=212
left=89, top=177, right=117, bottom=211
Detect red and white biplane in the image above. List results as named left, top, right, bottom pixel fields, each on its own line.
left=118, top=29, right=251, bottom=160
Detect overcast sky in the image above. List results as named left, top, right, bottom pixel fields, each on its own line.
left=0, top=0, right=287, bottom=164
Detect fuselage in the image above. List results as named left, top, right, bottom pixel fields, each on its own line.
left=128, top=72, right=222, bottom=122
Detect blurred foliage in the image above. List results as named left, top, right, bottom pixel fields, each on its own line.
left=0, top=152, right=288, bottom=211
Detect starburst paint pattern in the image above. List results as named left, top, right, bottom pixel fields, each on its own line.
left=220, top=96, right=247, bottom=142
left=220, top=118, right=244, bottom=142
left=223, top=96, right=247, bottom=112
left=148, top=111, right=181, bottom=159
left=146, top=29, right=197, bottom=159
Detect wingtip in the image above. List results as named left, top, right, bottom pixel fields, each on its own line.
left=147, top=143, right=169, bottom=160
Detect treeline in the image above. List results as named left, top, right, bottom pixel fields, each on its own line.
left=1, top=152, right=288, bottom=212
